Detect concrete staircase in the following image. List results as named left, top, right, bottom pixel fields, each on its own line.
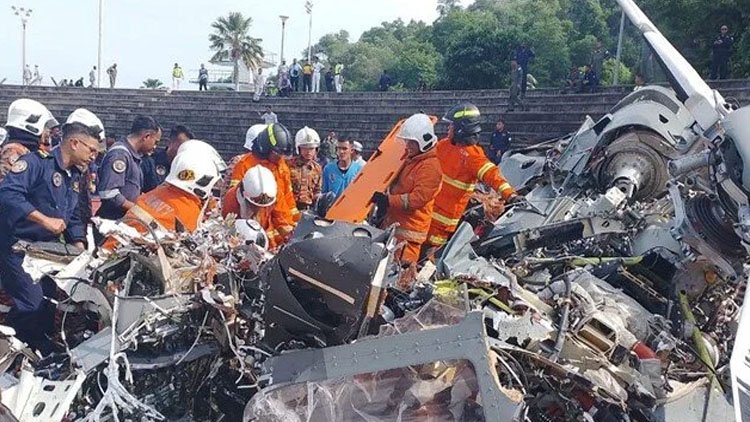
left=0, top=80, right=748, bottom=158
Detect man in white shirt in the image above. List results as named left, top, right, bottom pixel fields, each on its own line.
left=352, top=141, right=367, bottom=165
left=253, top=68, right=266, bottom=101
left=89, top=66, right=97, bottom=88
left=260, top=106, right=278, bottom=124
left=312, top=57, right=324, bottom=93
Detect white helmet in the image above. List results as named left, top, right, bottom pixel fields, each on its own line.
left=65, top=108, right=106, bottom=141
left=398, top=113, right=437, bottom=153
left=0, top=127, right=7, bottom=146
left=352, top=141, right=363, bottom=153
left=244, top=124, right=268, bottom=151
left=166, top=140, right=225, bottom=199
left=242, top=165, right=277, bottom=207
left=234, top=219, right=269, bottom=250
left=294, top=126, right=321, bottom=153
left=6, top=99, right=58, bottom=137
left=176, top=139, right=227, bottom=173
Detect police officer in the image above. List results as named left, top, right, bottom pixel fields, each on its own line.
left=96, top=115, right=161, bottom=223
left=0, top=108, right=104, bottom=352
left=141, top=125, right=193, bottom=192
left=1, top=99, right=59, bottom=184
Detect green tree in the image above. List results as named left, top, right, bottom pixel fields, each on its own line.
left=392, top=38, right=442, bottom=89
left=209, top=12, right=264, bottom=89
left=307, top=30, right=350, bottom=64
left=341, top=42, right=397, bottom=91
left=141, top=79, right=164, bottom=89
left=437, top=0, right=462, bottom=17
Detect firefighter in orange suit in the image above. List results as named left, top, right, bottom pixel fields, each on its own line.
left=424, top=103, right=518, bottom=252
left=119, top=140, right=225, bottom=235
left=222, top=165, right=281, bottom=249
left=227, top=123, right=298, bottom=240
left=374, top=114, right=442, bottom=264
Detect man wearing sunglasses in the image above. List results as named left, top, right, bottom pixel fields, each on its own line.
left=96, top=115, right=161, bottom=226
left=0, top=108, right=105, bottom=353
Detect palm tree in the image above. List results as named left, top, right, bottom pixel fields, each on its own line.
left=209, top=12, right=264, bottom=90
left=141, top=78, right=164, bottom=89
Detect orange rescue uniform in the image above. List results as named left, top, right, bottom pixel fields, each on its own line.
left=102, top=183, right=205, bottom=250
left=228, top=152, right=299, bottom=236
left=425, top=138, right=515, bottom=248
left=222, top=185, right=281, bottom=249
left=382, top=148, right=442, bottom=263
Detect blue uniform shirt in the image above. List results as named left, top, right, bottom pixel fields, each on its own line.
left=489, top=130, right=512, bottom=164
left=141, top=148, right=170, bottom=193
left=0, top=148, right=85, bottom=246
left=322, top=160, right=364, bottom=200
left=96, top=140, right=143, bottom=219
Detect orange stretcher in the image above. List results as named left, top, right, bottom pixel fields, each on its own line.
left=325, top=115, right=438, bottom=223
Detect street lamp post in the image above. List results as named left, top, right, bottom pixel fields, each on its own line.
left=98, top=0, right=103, bottom=88
left=279, top=15, right=289, bottom=65
left=305, top=1, right=313, bottom=63
left=11, top=6, right=33, bottom=86
left=614, top=9, right=625, bottom=86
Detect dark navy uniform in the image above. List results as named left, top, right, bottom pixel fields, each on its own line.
left=489, top=130, right=512, bottom=164
left=141, top=148, right=170, bottom=193
left=96, top=140, right=143, bottom=220
left=0, top=148, right=84, bottom=351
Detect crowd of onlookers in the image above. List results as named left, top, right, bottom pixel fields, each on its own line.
left=18, top=23, right=736, bottom=98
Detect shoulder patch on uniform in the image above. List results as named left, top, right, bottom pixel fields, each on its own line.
left=10, top=160, right=28, bottom=173
left=52, top=172, right=63, bottom=187
left=156, top=165, right=167, bottom=176
left=112, top=159, right=127, bottom=173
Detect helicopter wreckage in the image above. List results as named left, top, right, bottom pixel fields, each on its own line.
left=2, top=0, right=750, bottom=420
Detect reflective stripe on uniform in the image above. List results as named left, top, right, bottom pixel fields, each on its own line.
left=442, top=175, right=475, bottom=192
left=477, top=162, right=495, bottom=180
left=99, top=189, right=121, bottom=200
left=267, top=125, right=277, bottom=146
left=291, top=207, right=300, bottom=216
left=498, top=182, right=512, bottom=193
left=453, top=108, right=480, bottom=119
left=395, top=227, right=427, bottom=243
left=400, top=194, right=409, bottom=211
left=428, top=235, right=448, bottom=245
left=229, top=180, right=240, bottom=187
left=431, top=211, right=460, bottom=227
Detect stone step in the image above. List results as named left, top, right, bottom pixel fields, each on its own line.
left=1, top=78, right=747, bottom=98
left=2, top=80, right=749, bottom=160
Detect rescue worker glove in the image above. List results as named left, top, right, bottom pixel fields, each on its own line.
left=371, top=192, right=389, bottom=214
left=369, top=192, right=389, bottom=228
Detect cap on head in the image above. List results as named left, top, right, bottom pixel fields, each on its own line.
left=442, top=102, right=482, bottom=144
left=398, top=113, right=437, bottom=153
left=252, top=123, right=293, bottom=157
left=295, top=126, right=321, bottom=153
left=242, top=165, right=278, bottom=207
left=6, top=99, right=58, bottom=137
left=65, top=108, right=106, bottom=142
left=166, top=140, right=225, bottom=199
left=244, top=124, right=268, bottom=151
left=352, top=141, right=363, bottom=153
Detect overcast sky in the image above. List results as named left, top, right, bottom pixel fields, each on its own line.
left=1, top=0, right=473, bottom=89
